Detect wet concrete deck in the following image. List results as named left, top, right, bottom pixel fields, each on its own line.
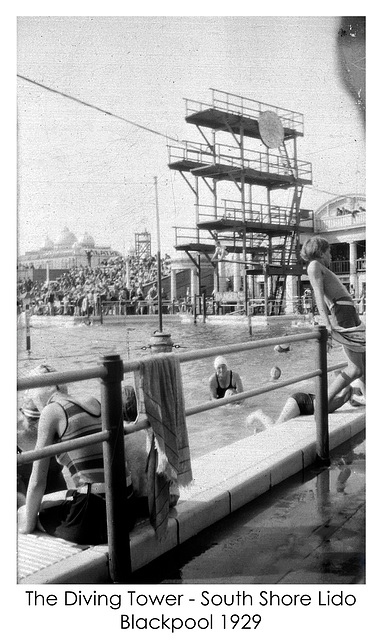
left=132, top=433, right=365, bottom=584
left=18, top=404, right=365, bottom=584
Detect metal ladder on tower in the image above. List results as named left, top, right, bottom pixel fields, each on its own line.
left=278, top=141, right=295, bottom=177
left=270, top=185, right=304, bottom=314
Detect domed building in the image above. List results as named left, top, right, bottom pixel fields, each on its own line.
left=17, top=226, right=122, bottom=280
left=54, top=226, right=78, bottom=248
left=77, top=232, right=95, bottom=248
left=43, top=235, right=54, bottom=250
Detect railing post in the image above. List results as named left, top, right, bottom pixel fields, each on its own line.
left=25, top=303, right=31, bottom=353
left=315, top=326, right=330, bottom=465
left=100, top=354, right=131, bottom=583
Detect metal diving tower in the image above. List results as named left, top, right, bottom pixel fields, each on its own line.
left=168, top=89, right=314, bottom=315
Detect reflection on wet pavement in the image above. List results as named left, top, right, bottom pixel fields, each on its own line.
left=132, top=432, right=365, bottom=584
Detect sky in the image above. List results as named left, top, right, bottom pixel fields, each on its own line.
left=16, top=15, right=366, bottom=258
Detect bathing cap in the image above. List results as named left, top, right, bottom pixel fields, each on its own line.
left=25, top=364, right=68, bottom=411
left=214, top=356, right=228, bottom=370
left=270, top=366, right=281, bottom=380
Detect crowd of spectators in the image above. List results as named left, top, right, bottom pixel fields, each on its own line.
left=17, top=254, right=172, bottom=317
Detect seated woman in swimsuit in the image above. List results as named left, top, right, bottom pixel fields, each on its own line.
left=17, top=394, right=67, bottom=508
left=209, top=356, right=244, bottom=403
left=18, top=365, right=136, bottom=544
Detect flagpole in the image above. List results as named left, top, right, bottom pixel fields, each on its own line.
left=154, top=176, right=163, bottom=332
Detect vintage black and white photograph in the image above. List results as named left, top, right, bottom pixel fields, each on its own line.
left=16, top=14, right=366, bottom=595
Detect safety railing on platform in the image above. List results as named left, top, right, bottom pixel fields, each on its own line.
left=198, top=202, right=298, bottom=226
left=197, top=202, right=313, bottom=232
left=169, top=140, right=312, bottom=182
left=210, top=89, right=305, bottom=134
left=173, top=225, right=212, bottom=246
left=184, top=89, right=305, bottom=135
left=18, top=327, right=339, bottom=583
left=167, top=141, right=213, bottom=166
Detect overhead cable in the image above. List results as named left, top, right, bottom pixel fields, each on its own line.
left=17, top=74, right=182, bottom=144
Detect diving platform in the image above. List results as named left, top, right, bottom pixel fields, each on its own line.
left=196, top=202, right=314, bottom=234
left=185, top=108, right=303, bottom=141
left=168, top=141, right=312, bottom=189
left=173, top=239, right=266, bottom=262
left=184, top=89, right=304, bottom=140
left=168, top=89, right=313, bottom=310
left=190, top=163, right=299, bottom=189
left=197, top=217, right=296, bottom=236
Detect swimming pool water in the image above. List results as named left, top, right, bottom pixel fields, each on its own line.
left=17, top=317, right=345, bottom=459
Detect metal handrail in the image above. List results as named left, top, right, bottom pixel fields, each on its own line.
left=18, top=354, right=347, bottom=464
left=17, top=328, right=331, bottom=582
left=197, top=202, right=312, bottom=227
left=187, top=358, right=348, bottom=416
left=184, top=90, right=304, bottom=134
left=17, top=331, right=320, bottom=392
left=18, top=417, right=152, bottom=465
left=169, top=140, right=312, bottom=180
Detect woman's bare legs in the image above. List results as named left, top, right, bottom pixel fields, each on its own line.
left=327, top=348, right=365, bottom=412
left=275, top=398, right=302, bottom=424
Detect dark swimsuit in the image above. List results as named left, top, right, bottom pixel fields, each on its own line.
left=216, top=371, right=237, bottom=399
left=290, top=392, right=315, bottom=415
left=38, top=394, right=136, bottom=544
left=329, top=296, right=361, bottom=329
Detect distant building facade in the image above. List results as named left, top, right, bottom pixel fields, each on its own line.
left=18, top=226, right=122, bottom=279
left=313, top=193, right=365, bottom=297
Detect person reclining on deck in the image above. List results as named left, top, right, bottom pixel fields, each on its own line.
left=247, top=376, right=363, bottom=431
left=18, top=367, right=136, bottom=544
left=301, top=236, right=365, bottom=412
left=209, top=356, right=244, bottom=402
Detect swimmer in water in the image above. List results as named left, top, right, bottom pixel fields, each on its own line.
left=209, top=356, right=244, bottom=402
left=270, top=366, right=281, bottom=381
